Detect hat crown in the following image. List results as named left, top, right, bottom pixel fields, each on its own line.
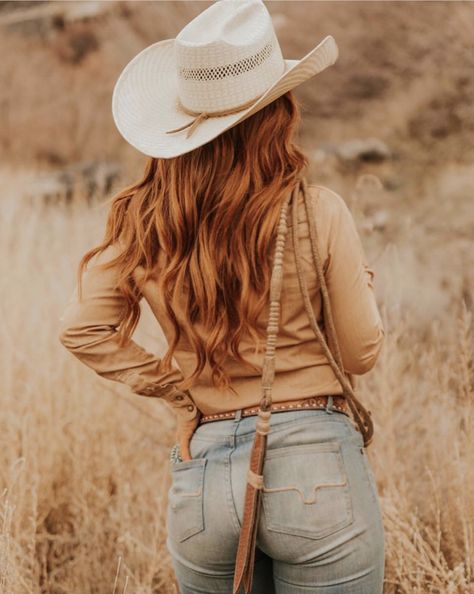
left=177, top=0, right=267, bottom=46
left=173, top=0, right=285, bottom=112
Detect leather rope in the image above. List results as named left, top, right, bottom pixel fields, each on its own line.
left=232, top=181, right=295, bottom=594
left=294, top=176, right=374, bottom=445
left=165, top=94, right=265, bottom=139
left=232, top=177, right=374, bottom=594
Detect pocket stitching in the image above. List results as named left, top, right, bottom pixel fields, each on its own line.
left=262, top=478, right=348, bottom=504
left=168, top=457, right=207, bottom=542
left=265, top=441, right=341, bottom=459
left=171, top=457, right=207, bottom=472
left=262, top=441, right=354, bottom=539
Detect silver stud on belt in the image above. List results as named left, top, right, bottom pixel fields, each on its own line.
left=199, top=397, right=348, bottom=423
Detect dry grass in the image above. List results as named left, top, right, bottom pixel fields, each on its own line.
left=0, top=166, right=472, bottom=594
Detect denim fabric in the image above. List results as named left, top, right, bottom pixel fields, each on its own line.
left=166, top=405, right=385, bottom=594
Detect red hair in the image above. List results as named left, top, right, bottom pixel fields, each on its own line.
left=78, top=90, right=309, bottom=395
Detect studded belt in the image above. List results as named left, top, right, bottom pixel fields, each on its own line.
left=198, top=394, right=349, bottom=424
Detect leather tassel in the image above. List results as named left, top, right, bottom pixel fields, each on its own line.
left=232, top=429, right=268, bottom=594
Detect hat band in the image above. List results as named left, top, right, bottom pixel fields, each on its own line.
left=165, top=93, right=265, bottom=140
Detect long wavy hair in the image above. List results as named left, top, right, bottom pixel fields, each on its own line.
left=78, top=90, right=309, bottom=394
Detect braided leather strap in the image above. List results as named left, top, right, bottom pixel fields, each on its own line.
left=232, top=182, right=295, bottom=594
left=232, top=177, right=375, bottom=594
left=293, top=177, right=374, bottom=446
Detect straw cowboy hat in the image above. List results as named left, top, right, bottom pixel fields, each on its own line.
left=112, top=0, right=339, bottom=159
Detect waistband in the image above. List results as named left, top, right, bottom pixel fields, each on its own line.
left=198, top=394, right=349, bottom=424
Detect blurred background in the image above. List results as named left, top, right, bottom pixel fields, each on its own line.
left=0, top=2, right=473, bottom=593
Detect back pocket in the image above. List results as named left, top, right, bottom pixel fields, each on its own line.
left=167, top=457, right=207, bottom=543
left=261, top=441, right=353, bottom=539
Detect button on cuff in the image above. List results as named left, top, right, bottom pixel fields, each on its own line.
left=151, top=386, right=199, bottom=420
left=180, top=403, right=198, bottom=421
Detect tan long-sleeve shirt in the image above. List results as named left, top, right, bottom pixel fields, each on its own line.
left=58, top=184, right=385, bottom=419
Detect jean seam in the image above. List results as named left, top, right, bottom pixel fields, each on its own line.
left=193, top=411, right=351, bottom=443
left=344, top=420, right=379, bottom=507
left=360, top=450, right=379, bottom=507
left=235, top=413, right=351, bottom=443
left=225, top=438, right=243, bottom=537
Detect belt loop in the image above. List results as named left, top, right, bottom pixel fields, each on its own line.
left=234, top=408, right=243, bottom=421
left=325, top=395, right=334, bottom=414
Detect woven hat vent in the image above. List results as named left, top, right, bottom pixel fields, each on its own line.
left=174, top=0, right=285, bottom=112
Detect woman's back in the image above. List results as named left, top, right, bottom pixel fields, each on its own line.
left=59, top=183, right=384, bottom=416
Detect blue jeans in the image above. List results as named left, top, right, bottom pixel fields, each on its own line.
left=166, top=402, right=385, bottom=594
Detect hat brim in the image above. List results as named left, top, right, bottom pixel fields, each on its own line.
left=112, top=35, right=338, bottom=159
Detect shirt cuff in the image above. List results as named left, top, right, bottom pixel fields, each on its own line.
left=128, top=375, right=199, bottom=421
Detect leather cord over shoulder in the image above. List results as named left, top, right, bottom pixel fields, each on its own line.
left=232, top=176, right=375, bottom=594
left=296, top=177, right=374, bottom=446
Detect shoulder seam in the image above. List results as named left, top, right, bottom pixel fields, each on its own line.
left=308, top=184, right=342, bottom=198
left=307, top=184, right=348, bottom=213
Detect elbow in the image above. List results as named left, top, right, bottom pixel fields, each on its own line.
left=58, top=303, right=84, bottom=352
left=58, top=318, right=116, bottom=355
left=343, top=326, right=385, bottom=375
left=58, top=323, right=80, bottom=352
left=58, top=318, right=93, bottom=353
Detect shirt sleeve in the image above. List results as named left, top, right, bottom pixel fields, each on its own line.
left=58, top=243, right=198, bottom=420
left=321, top=189, right=385, bottom=375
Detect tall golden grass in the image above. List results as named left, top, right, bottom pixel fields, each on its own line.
left=0, top=169, right=472, bottom=593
